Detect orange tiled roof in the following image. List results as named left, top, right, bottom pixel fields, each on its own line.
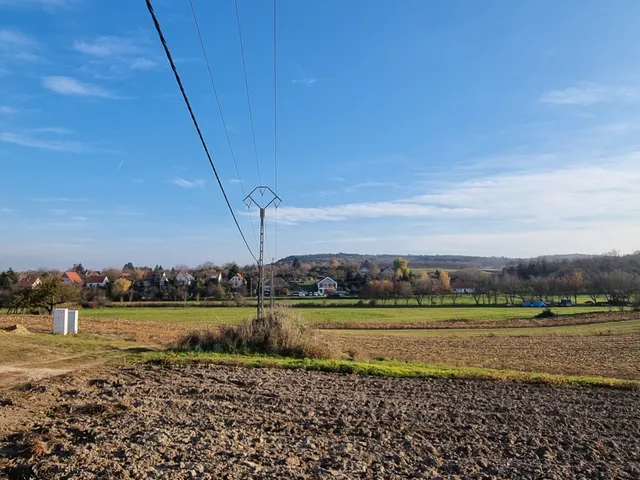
left=63, top=271, right=84, bottom=284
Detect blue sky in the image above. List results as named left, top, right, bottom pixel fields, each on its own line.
left=2, top=0, right=640, bottom=270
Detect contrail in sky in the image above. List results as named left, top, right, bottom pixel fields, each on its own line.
left=115, top=159, right=124, bottom=174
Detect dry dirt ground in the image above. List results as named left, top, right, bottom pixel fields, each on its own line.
left=0, top=315, right=193, bottom=344
left=1, top=364, right=639, bottom=480
left=2, top=313, right=640, bottom=381
left=330, top=332, right=640, bottom=380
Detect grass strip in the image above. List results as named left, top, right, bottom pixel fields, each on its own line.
left=131, top=351, right=640, bottom=391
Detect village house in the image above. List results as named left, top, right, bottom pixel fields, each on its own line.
left=17, top=276, right=41, bottom=289
left=61, top=271, right=84, bottom=286
left=85, top=275, right=110, bottom=288
left=143, top=271, right=168, bottom=289
left=317, top=276, right=338, bottom=295
left=229, top=273, right=246, bottom=290
left=264, top=277, right=289, bottom=296
left=201, top=271, right=223, bottom=283
left=451, top=282, right=475, bottom=294
left=175, top=272, right=195, bottom=286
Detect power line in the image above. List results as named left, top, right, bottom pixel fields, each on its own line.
left=273, top=0, right=279, bottom=270
left=145, top=0, right=257, bottom=262
left=187, top=0, right=259, bottom=251
left=273, top=0, right=278, bottom=194
left=234, top=0, right=262, bottom=186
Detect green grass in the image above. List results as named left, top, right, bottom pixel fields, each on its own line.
left=133, top=351, right=640, bottom=390
left=324, top=318, right=640, bottom=338
left=80, top=305, right=612, bottom=325
left=84, top=293, right=608, bottom=307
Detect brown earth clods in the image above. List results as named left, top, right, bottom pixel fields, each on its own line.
left=315, top=311, right=640, bottom=330
left=1, top=364, right=639, bottom=479
left=330, top=332, right=640, bottom=380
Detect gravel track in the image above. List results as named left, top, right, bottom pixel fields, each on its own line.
left=1, top=364, right=639, bottom=479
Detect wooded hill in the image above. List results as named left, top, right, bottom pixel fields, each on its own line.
left=278, top=253, right=593, bottom=270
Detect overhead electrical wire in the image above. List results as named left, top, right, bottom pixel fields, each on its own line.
left=186, top=0, right=259, bottom=251
left=273, top=0, right=279, bottom=268
left=145, top=0, right=258, bottom=262
left=234, top=0, right=262, bottom=186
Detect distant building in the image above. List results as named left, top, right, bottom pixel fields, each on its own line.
left=264, top=277, right=289, bottom=296
left=201, top=271, right=223, bottom=283
left=230, top=273, right=246, bottom=290
left=143, top=271, right=168, bottom=288
left=317, top=276, right=338, bottom=295
left=451, top=282, right=475, bottom=294
left=85, top=275, right=110, bottom=288
left=17, top=276, right=41, bottom=289
left=61, top=271, right=84, bottom=286
left=175, top=272, right=195, bottom=286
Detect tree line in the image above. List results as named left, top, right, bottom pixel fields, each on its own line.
left=360, top=253, right=640, bottom=306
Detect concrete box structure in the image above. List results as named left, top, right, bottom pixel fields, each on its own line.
left=53, top=308, right=69, bottom=335
left=67, top=310, right=79, bottom=334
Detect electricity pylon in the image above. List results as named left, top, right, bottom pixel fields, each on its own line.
left=244, top=186, right=281, bottom=319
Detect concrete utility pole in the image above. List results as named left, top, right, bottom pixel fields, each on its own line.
left=270, top=257, right=275, bottom=309
left=244, top=186, right=281, bottom=319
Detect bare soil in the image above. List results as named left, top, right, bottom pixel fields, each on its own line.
left=1, top=364, right=639, bottom=479
left=3, top=311, right=639, bottom=345
left=330, top=332, right=640, bottom=380
left=315, top=310, right=640, bottom=330
left=0, top=315, right=189, bottom=344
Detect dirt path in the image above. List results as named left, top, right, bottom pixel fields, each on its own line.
left=0, top=366, right=71, bottom=385
left=1, top=364, right=639, bottom=479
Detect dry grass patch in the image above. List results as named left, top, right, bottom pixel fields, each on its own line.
left=176, top=307, right=339, bottom=359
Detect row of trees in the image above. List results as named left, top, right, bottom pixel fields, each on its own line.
left=361, top=270, right=640, bottom=306
left=362, top=272, right=456, bottom=306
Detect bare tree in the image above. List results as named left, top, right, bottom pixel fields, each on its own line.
left=412, top=278, right=431, bottom=306
left=392, top=281, right=413, bottom=305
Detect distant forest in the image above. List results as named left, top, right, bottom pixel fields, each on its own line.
left=278, top=253, right=594, bottom=270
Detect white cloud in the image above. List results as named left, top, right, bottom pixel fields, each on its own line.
left=0, top=29, right=39, bottom=62
left=50, top=209, right=68, bottom=215
left=277, top=153, right=640, bottom=226
left=277, top=202, right=474, bottom=224
left=73, top=36, right=144, bottom=57
left=89, top=206, right=141, bottom=216
left=31, top=127, right=71, bottom=134
left=42, top=76, right=119, bottom=98
left=292, top=65, right=317, bottom=85
left=344, top=181, right=401, bottom=192
left=0, top=29, right=37, bottom=48
left=73, top=216, right=87, bottom=221
left=172, top=178, right=206, bottom=188
left=0, top=106, right=18, bottom=114
left=0, top=132, right=86, bottom=152
left=292, top=78, right=317, bottom=85
left=32, top=197, right=87, bottom=202
left=0, top=0, right=73, bottom=7
left=130, top=58, right=158, bottom=70
left=1, top=207, right=15, bottom=213
left=73, top=36, right=157, bottom=72
left=229, top=178, right=242, bottom=184
left=540, top=83, right=639, bottom=106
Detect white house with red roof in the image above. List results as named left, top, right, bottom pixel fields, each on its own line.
left=61, top=271, right=84, bottom=286
left=229, top=273, right=246, bottom=290
left=85, top=275, right=110, bottom=288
